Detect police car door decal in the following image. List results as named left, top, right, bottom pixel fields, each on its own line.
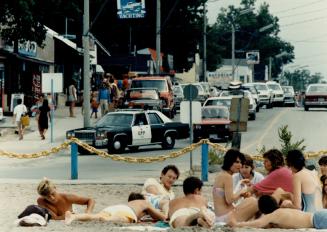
left=132, top=125, right=152, bottom=145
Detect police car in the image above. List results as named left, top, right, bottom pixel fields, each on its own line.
left=66, top=110, right=189, bottom=154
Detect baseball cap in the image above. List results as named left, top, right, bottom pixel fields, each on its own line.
left=15, top=213, right=47, bottom=227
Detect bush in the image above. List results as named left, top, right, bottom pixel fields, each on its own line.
left=208, top=149, right=224, bottom=165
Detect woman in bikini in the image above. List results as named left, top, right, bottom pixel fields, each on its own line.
left=282, top=150, right=322, bottom=212
left=212, top=149, right=258, bottom=223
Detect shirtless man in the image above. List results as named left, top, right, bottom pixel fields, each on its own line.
left=37, top=178, right=95, bottom=220
left=142, top=165, right=179, bottom=217
left=65, top=192, right=166, bottom=225
left=228, top=194, right=327, bottom=229
left=168, top=176, right=215, bottom=228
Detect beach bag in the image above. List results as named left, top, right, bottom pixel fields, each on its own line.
left=21, top=114, right=30, bottom=127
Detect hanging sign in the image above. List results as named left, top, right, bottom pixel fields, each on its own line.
left=117, top=0, right=146, bottom=19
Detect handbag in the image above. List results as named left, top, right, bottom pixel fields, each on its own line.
left=21, top=114, right=30, bottom=127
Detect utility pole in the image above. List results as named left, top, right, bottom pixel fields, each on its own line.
left=83, top=0, right=91, bottom=127
left=231, top=24, right=235, bottom=81
left=269, top=57, right=272, bottom=81
left=203, top=2, right=207, bottom=82
left=156, top=0, right=161, bottom=75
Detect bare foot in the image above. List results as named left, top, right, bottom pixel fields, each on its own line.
left=65, top=211, right=74, bottom=225
left=199, top=207, right=215, bottom=228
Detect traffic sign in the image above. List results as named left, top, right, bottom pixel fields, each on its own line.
left=183, top=84, right=198, bottom=101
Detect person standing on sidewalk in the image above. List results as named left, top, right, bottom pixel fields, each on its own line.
left=97, top=82, right=110, bottom=117
left=13, top=98, right=27, bottom=140
left=37, top=99, right=51, bottom=140
left=68, top=81, right=77, bottom=117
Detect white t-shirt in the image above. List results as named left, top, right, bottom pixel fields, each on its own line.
left=13, top=104, right=27, bottom=122
left=232, top=171, right=265, bottom=191
left=141, top=178, right=175, bottom=200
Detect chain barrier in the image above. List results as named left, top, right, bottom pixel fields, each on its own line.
left=1, top=137, right=327, bottom=162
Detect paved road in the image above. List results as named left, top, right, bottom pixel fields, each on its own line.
left=0, top=106, right=326, bottom=182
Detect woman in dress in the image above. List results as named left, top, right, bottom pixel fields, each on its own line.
left=38, top=99, right=50, bottom=140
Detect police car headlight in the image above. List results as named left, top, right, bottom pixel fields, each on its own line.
left=96, top=131, right=106, bottom=139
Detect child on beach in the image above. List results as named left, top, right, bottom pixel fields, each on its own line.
left=65, top=192, right=167, bottom=225
left=37, top=178, right=95, bottom=220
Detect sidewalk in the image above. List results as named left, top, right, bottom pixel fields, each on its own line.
left=0, top=106, right=89, bottom=154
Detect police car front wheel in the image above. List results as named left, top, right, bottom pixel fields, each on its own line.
left=161, top=134, right=175, bottom=149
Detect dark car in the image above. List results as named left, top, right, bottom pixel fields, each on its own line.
left=123, top=88, right=163, bottom=111
left=66, top=110, right=189, bottom=154
left=304, top=84, right=327, bottom=111
left=193, top=106, right=231, bottom=142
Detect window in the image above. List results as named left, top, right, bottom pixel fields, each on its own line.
left=148, top=113, right=163, bottom=124
left=134, top=113, right=148, bottom=126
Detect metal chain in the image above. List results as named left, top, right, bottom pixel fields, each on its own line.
left=1, top=137, right=327, bottom=162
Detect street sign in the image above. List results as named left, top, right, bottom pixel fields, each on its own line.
left=229, top=97, right=249, bottom=132
left=180, top=101, right=202, bottom=124
left=246, top=51, right=260, bottom=64
left=183, top=84, right=198, bottom=101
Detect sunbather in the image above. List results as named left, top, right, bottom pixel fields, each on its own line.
left=168, top=176, right=215, bottom=228
left=37, top=178, right=95, bottom=220
left=65, top=192, right=166, bottom=225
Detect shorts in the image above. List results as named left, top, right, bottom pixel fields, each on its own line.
left=312, top=209, right=327, bottom=229
left=101, top=205, right=137, bottom=223
left=169, top=207, right=200, bottom=228
left=145, top=194, right=162, bottom=209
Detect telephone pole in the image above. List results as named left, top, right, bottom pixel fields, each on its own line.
left=156, top=0, right=161, bottom=75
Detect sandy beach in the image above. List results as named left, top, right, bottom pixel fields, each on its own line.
left=0, top=182, right=319, bottom=232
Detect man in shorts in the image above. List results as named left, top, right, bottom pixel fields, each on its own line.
left=168, top=176, right=215, bottom=228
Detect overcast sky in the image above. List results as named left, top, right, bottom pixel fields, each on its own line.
left=207, top=0, right=327, bottom=79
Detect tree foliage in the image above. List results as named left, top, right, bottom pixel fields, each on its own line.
left=283, top=69, right=324, bottom=91
left=206, top=0, right=294, bottom=76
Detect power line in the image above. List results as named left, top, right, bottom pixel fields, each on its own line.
left=275, top=0, right=326, bottom=14
left=280, top=15, right=327, bottom=27
left=279, top=7, right=327, bottom=19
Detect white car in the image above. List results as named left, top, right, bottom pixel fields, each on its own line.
left=180, top=83, right=207, bottom=103
left=266, top=81, right=285, bottom=106
left=243, top=83, right=261, bottom=112
left=0, top=107, right=3, bottom=121
left=253, top=82, right=274, bottom=108
left=282, top=86, right=296, bottom=106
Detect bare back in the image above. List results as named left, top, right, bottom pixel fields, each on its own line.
left=127, top=200, right=166, bottom=221
left=168, top=194, right=207, bottom=219
left=37, top=194, right=73, bottom=219
left=266, top=209, right=313, bottom=229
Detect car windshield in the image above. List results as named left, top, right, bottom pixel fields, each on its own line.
left=202, top=107, right=229, bottom=119
left=267, top=84, right=282, bottom=91
left=127, top=89, right=159, bottom=100
left=204, top=99, right=231, bottom=108
left=282, top=87, right=294, bottom=94
left=254, top=84, right=268, bottom=91
left=96, top=113, right=134, bottom=127
left=131, top=80, right=167, bottom=92
left=307, top=85, right=327, bottom=93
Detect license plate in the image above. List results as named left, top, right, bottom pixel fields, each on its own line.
left=209, top=134, right=218, bottom=139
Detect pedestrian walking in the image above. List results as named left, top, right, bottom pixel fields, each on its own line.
left=37, top=99, right=50, bottom=140
left=68, top=82, right=77, bottom=117
left=97, top=82, right=110, bottom=116
left=13, top=98, right=28, bottom=140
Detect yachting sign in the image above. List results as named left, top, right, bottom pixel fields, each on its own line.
left=117, top=0, right=146, bottom=19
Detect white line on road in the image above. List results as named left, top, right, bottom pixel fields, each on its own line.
left=242, top=109, right=288, bottom=154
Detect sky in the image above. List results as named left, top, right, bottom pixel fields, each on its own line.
left=207, top=0, right=327, bottom=78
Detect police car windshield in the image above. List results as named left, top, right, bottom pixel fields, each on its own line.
left=96, top=113, right=134, bottom=127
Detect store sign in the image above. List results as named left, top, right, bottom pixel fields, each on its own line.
left=117, top=0, right=146, bottom=19
left=4, top=41, right=37, bottom=57
left=246, top=51, right=260, bottom=65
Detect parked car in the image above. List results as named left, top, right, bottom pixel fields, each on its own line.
left=266, top=81, right=285, bottom=106
left=304, top=84, right=327, bottom=111
left=243, top=83, right=261, bottom=112
left=0, top=107, right=3, bottom=121
left=282, top=86, right=296, bottom=106
left=193, top=106, right=231, bottom=142
left=173, top=85, right=184, bottom=110
left=66, top=110, right=189, bottom=154
left=130, top=76, right=175, bottom=118
left=123, top=88, right=163, bottom=111
left=203, top=96, right=232, bottom=108
left=253, top=82, right=273, bottom=108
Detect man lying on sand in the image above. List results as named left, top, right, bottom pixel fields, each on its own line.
left=228, top=194, right=327, bottom=229
left=37, top=178, right=95, bottom=220
left=168, top=176, right=215, bottom=228
left=65, top=192, right=167, bottom=225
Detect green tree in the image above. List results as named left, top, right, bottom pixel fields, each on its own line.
left=284, top=69, right=324, bottom=91
left=206, top=0, right=294, bottom=76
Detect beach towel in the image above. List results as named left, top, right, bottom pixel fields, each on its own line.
left=253, top=167, right=293, bottom=194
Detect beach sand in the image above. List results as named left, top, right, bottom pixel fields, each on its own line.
left=0, top=182, right=317, bottom=232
